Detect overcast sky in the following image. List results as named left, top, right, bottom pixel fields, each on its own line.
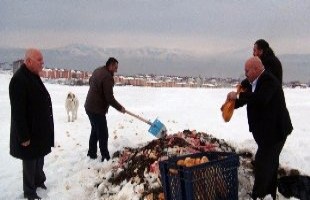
left=1, top=0, right=309, bottom=55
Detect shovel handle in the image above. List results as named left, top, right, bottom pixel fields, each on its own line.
left=125, top=110, right=152, bottom=125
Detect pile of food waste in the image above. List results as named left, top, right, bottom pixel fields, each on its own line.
left=93, top=130, right=300, bottom=200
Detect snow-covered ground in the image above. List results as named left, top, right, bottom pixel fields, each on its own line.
left=0, top=72, right=309, bottom=199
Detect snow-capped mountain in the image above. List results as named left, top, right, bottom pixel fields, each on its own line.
left=0, top=44, right=309, bottom=82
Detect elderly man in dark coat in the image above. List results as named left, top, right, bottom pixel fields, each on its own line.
left=9, top=48, right=54, bottom=200
left=226, top=56, right=293, bottom=199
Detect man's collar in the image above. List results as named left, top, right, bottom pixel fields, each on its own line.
left=251, top=69, right=265, bottom=85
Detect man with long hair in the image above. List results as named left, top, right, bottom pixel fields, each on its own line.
left=253, top=39, right=283, bottom=84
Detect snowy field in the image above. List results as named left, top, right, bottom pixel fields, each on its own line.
left=0, top=72, right=309, bottom=199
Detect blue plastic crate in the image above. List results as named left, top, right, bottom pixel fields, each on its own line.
left=159, top=151, right=239, bottom=200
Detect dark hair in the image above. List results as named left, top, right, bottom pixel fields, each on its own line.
left=255, top=39, right=275, bottom=57
left=106, top=57, right=118, bottom=67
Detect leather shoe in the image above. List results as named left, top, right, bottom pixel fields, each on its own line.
left=24, top=193, right=41, bottom=200
left=36, top=183, right=47, bottom=190
left=101, top=156, right=110, bottom=162
left=87, top=153, right=97, bottom=159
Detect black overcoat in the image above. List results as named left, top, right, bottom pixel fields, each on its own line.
left=262, top=55, right=283, bottom=85
left=236, top=71, right=293, bottom=147
left=9, top=64, right=54, bottom=160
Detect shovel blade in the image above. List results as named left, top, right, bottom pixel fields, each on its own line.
left=148, top=118, right=167, bottom=138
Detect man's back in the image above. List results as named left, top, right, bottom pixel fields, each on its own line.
left=85, top=66, right=122, bottom=114
left=262, top=55, right=283, bottom=84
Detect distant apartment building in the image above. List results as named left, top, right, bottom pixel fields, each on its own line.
left=40, top=68, right=90, bottom=80
left=114, top=75, right=207, bottom=88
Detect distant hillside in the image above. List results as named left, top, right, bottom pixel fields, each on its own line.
left=0, top=44, right=309, bottom=82
left=279, top=54, right=310, bottom=82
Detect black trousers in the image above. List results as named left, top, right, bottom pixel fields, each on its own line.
left=252, top=138, right=287, bottom=199
left=22, top=157, right=46, bottom=196
left=86, top=110, right=110, bottom=159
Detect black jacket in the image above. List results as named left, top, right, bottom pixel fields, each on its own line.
left=236, top=71, right=293, bottom=147
left=9, top=64, right=54, bottom=160
left=261, top=55, right=283, bottom=84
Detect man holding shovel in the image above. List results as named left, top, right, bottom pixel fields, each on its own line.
left=85, top=57, right=125, bottom=162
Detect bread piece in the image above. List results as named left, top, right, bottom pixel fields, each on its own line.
left=177, top=159, right=185, bottom=166
left=184, top=157, right=195, bottom=167
left=200, top=156, right=209, bottom=164
left=158, top=192, right=164, bottom=200
left=169, top=168, right=178, bottom=175
left=195, top=158, right=201, bottom=165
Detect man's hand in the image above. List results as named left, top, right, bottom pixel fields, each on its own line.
left=227, top=92, right=238, bottom=100
left=21, top=140, right=30, bottom=147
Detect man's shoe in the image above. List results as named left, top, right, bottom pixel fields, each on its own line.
left=101, top=155, right=111, bottom=162
left=101, top=157, right=106, bottom=162
left=247, top=192, right=257, bottom=200
left=87, top=153, right=97, bottom=159
left=24, top=193, right=41, bottom=200
left=36, top=183, right=47, bottom=190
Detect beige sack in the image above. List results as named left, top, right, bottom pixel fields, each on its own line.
left=221, top=84, right=245, bottom=122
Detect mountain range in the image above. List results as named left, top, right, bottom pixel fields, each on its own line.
left=0, top=44, right=309, bottom=82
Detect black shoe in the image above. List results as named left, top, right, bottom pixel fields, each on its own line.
left=248, top=192, right=258, bottom=200
left=101, top=157, right=108, bottom=162
left=101, top=155, right=110, bottom=162
left=87, top=153, right=97, bottom=159
left=24, top=193, right=41, bottom=200
left=271, top=193, right=277, bottom=200
left=36, top=183, right=47, bottom=190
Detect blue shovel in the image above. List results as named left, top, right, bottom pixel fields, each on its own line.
left=125, top=110, right=167, bottom=138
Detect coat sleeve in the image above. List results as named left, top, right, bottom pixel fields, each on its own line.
left=236, top=74, right=278, bottom=107
left=235, top=79, right=250, bottom=108
left=235, top=97, right=247, bottom=108
left=102, top=76, right=123, bottom=111
left=9, top=76, right=30, bottom=143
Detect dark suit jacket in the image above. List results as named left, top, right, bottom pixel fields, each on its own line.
left=84, top=66, right=123, bottom=115
left=236, top=71, right=293, bottom=147
left=261, top=55, right=283, bottom=85
left=9, top=64, right=54, bottom=160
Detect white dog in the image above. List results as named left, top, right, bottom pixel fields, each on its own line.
left=65, top=92, right=79, bottom=122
